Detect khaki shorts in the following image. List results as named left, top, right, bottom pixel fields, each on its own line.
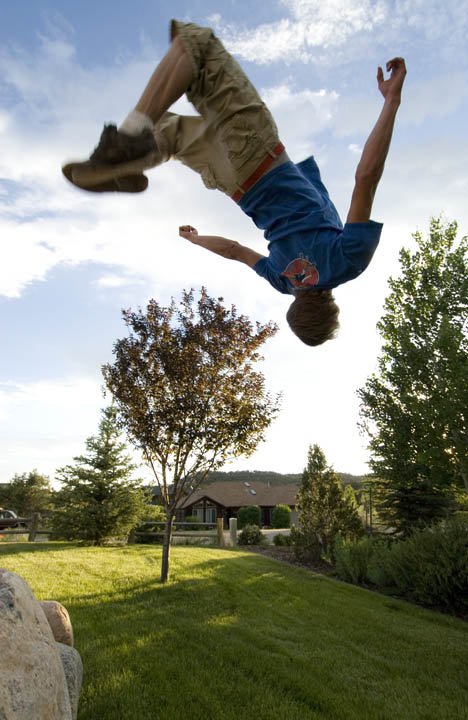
left=153, top=20, right=286, bottom=199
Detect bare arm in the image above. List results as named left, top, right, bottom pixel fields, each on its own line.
left=347, top=57, right=407, bottom=223
left=178, top=225, right=264, bottom=268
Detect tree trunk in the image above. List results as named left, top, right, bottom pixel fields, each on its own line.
left=160, top=513, right=174, bottom=583
left=451, top=429, right=468, bottom=493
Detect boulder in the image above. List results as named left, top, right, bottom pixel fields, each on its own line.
left=40, top=600, right=74, bottom=647
left=57, top=643, right=83, bottom=720
left=0, top=569, right=73, bottom=720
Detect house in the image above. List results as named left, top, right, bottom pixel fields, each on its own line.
left=178, top=480, right=299, bottom=527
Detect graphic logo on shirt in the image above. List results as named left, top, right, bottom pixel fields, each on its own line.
left=281, top=257, right=319, bottom=288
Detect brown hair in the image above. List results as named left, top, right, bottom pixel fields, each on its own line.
left=286, top=290, right=340, bottom=346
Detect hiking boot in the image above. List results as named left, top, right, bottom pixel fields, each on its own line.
left=62, top=162, right=148, bottom=193
left=62, top=124, right=161, bottom=191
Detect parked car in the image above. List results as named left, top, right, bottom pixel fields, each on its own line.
left=0, top=508, right=26, bottom=530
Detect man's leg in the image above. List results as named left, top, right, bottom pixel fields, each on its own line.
left=63, top=19, right=285, bottom=197
left=62, top=35, right=194, bottom=191
left=133, top=37, right=193, bottom=123
left=153, top=20, right=286, bottom=200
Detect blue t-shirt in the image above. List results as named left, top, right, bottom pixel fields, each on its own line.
left=239, top=157, right=383, bottom=295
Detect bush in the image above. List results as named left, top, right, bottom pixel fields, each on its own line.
left=334, top=533, right=378, bottom=584
left=238, top=524, right=263, bottom=545
left=272, top=504, right=291, bottom=529
left=181, top=515, right=205, bottom=530
left=370, top=516, right=468, bottom=613
left=142, top=504, right=166, bottom=522
left=273, top=533, right=291, bottom=547
left=237, top=505, right=261, bottom=529
left=334, top=516, right=468, bottom=614
left=290, top=525, right=322, bottom=562
left=134, top=504, right=166, bottom=544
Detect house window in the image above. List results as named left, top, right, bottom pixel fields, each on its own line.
left=192, top=505, right=216, bottom=524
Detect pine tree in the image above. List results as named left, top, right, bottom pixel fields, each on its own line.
left=53, top=406, right=147, bottom=544
left=291, top=445, right=363, bottom=561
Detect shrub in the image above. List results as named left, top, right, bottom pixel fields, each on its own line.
left=369, top=516, right=468, bottom=613
left=273, top=533, right=292, bottom=547
left=134, top=504, right=166, bottom=544
left=182, top=515, right=205, bottom=530
left=238, top=524, right=263, bottom=545
left=143, top=504, right=166, bottom=522
left=335, top=516, right=468, bottom=614
left=290, top=525, right=322, bottom=562
left=237, top=505, right=261, bottom=529
left=334, top=533, right=378, bottom=584
left=272, top=504, right=291, bottom=529
left=136, top=532, right=164, bottom=545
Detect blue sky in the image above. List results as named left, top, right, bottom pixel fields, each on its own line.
left=1, top=0, right=467, bottom=484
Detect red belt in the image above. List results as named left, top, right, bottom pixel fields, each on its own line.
left=231, top=142, right=285, bottom=202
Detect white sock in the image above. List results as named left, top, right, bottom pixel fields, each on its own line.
left=119, top=110, right=153, bottom=136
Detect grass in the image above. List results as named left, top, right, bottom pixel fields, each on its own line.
left=1, top=543, right=467, bottom=720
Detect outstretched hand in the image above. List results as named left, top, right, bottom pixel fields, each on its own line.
left=377, top=57, right=407, bottom=101
left=179, top=225, right=199, bottom=243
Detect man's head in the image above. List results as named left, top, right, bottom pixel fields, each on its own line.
left=286, top=289, right=340, bottom=346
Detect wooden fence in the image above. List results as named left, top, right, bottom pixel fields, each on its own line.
left=0, top=513, right=51, bottom=542
left=131, top=519, right=227, bottom=547
left=0, top=516, right=238, bottom=546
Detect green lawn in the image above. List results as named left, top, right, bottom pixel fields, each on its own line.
left=1, top=543, right=467, bottom=720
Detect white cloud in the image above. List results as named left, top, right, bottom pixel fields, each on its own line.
left=401, top=72, right=468, bottom=125
left=0, top=377, right=102, bottom=479
left=1, top=3, right=467, bottom=484
left=209, top=0, right=388, bottom=64
left=208, top=0, right=468, bottom=68
left=95, top=273, right=144, bottom=288
left=261, top=84, right=339, bottom=155
left=1, top=220, right=57, bottom=298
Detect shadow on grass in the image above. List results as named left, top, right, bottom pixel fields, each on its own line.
left=68, top=549, right=468, bottom=720
left=2, top=544, right=468, bottom=720
left=0, top=541, right=83, bottom=555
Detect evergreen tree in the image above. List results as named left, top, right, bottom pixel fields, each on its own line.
left=291, top=445, right=363, bottom=562
left=358, top=218, right=467, bottom=535
left=0, top=470, right=52, bottom=516
left=53, top=406, right=147, bottom=544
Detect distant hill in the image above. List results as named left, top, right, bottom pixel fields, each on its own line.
left=205, top=470, right=366, bottom=488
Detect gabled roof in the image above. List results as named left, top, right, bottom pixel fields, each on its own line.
left=180, top=480, right=298, bottom=509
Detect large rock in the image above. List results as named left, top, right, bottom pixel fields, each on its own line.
left=0, top=569, right=73, bottom=720
left=40, top=600, right=74, bottom=647
left=57, top=643, right=83, bottom=720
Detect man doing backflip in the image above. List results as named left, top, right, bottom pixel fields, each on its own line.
left=63, top=19, right=407, bottom=346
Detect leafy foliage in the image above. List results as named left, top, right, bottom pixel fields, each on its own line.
left=141, top=504, right=166, bottom=522
left=52, top=406, right=147, bottom=545
left=369, top=517, right=468, bottom=613
left=237, top=505, right=261, bottom=528
left=291, top=445, right=364, bottom=562
left=358, top=218, right=468, bottom=534
left=102, top=288, right=279, bottom=581
left=0, top=470, right=52, bottom=516
left=272, top=503, right=291, bottom=528
left=335, top=517, right=468, bottom=614
left=334, top=534, right=378, bottom=585
left=273, top=533, right=292, bottom=547
left=238, top=524, right=264, bottom=545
